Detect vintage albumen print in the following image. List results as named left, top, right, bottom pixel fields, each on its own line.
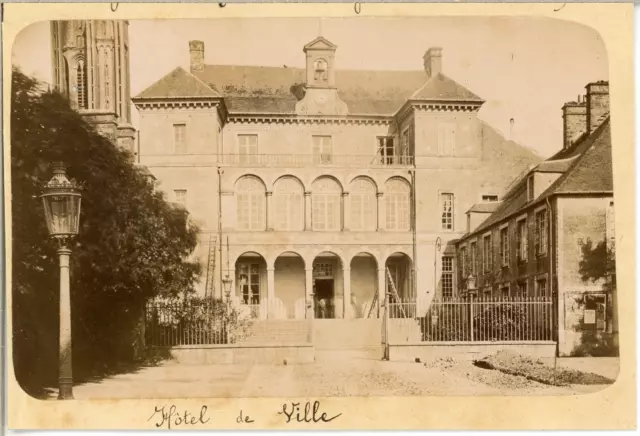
left=6, top=3, right=635, bottom=430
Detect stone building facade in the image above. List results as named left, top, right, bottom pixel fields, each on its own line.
left=51, top=20, right=136, bottom=153
left=455, top=82, right=616, bottom=356
left=132, top=36, right=539, bottom=320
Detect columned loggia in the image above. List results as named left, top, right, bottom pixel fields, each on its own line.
left=266, top=267, right=275, bottom=319
left=305, top=267, right=314, bottom=318
left=343, top=267, right=352, bottom=318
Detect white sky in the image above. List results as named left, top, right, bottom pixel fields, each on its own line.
left=12, top=17, right=608, bottom=158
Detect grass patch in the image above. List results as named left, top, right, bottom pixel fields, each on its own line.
left=473, top=350, right=615, bottom=386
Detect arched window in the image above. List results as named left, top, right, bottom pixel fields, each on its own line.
left=312, top=178, right=341, bottom=231
left=236, top=176, right=266, bottom=230
left=274, top=177, right=304, bottom=231
left=76, top=60, right=87, bottom=109
left=385, top=179, right=411, bottom=231
left=350, top=178, right=377, bottom=231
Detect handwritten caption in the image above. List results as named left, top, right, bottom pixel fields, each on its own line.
left=148, top=401, right=341, bottom=429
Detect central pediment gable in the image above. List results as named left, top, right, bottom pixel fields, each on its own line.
left=303, top=36, right=337, bottom=52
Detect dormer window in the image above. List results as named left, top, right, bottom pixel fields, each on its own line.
left=314, top=59, right=328, bottom=82
left=527, top=175, right=535, bottom=201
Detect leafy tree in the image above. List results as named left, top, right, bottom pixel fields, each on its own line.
left=579, top=237, right=616, bottom=288
left=575, top=237, right=617, bottom=356
left=11, top=68, right=201, bottom=395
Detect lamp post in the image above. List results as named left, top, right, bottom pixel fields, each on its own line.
left=40, top=163, right=82, bottom=400
left=222, top=274, right=232, bottom=302
left=466, top=273, right=477, bottom=298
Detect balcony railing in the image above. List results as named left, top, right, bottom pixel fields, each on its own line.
left=218, top=154, right=414, bottom=167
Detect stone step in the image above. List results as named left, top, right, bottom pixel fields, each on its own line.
left=313, top=319, right=383, bottom=349
left=237, top=320, right=311, bottom=345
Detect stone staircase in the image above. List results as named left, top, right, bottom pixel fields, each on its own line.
left=237, top=320, right=311, bottom=345
left=234, top=319, right=387, bottom=361
left=313, top=319, right=384, bottom=360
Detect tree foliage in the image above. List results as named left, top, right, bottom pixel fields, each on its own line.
left=11, top=68, right=201, bottom=395
left=578, top=237, right=616, bottom=292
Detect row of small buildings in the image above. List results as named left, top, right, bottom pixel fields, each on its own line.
left=455, top=82, right=616, bottom=355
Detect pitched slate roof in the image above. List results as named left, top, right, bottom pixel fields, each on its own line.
left=533, top=156, right=579, bottom=173
left=134, top=63, right=483, bottom=115
left=410, top=73, right=483, bottom=102
left=467, top=202, right=502, bottom=213
left=539, top=120, right=612, bottom=195
left=134, top=67, right=221, bottom=99
left=466, top=116, right=611, bottom=236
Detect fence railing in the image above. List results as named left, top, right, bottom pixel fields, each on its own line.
left=235, top=298, right=308, bottom=320
left=146, top=300, right=235, bottom=346
left=218, top=154, right=414, bottom=167
left=388, top=296, right=554, bottom=343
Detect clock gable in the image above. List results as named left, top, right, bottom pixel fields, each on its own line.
left=304, top=36, right=337, bottom=89
left=296, top=36, right=348, bottom=116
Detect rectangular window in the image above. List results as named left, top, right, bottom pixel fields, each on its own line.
left=441, top=193, right=454, bottom=231
left=500, top=226, right=510, bottom=267
left=174, top=189, right=187, bottom=207
left=535, top=209, right=548, bottom=256
left=401, top=129, right=410, bottom=157
left=536, top=278, right=547, bottom=296
left=527, top=176, right=535, bottom=201
left=438, top=122, right=457, bottom=155
left=483, top=234, right=492, bottom=273
left=173, top=124, right=186, bottom=154
left=377, top=136, right=396, bottom=165
left=470, top=241, right=477, bottom=276
left=516, top=218, right=528, bottom=262
left=238, top=263, right=260, bottom=305
left=313, top=135, right=333, bottom=164
left=517, top=281, right=528, bottom=296
left=482, top=194, right=499, bottom=202
left=238, top=134, right=258, bottom=164
left=313, top=263, right=334, bottom=279
left=500, top=284, right=510, bottom=297
left=442, top=256, right=454, bottom=299
left=459, top=247, right=467, bottom=279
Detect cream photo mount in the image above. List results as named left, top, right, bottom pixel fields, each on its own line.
left=4, top=2, right=636, bottom=431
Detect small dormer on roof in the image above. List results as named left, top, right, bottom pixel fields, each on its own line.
left=303, top=36, right=337, bottom=89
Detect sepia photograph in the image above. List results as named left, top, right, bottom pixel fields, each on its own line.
left=9, top=13, right=622, bottom=406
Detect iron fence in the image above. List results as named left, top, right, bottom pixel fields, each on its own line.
left=388, top=296, right=554, bottom=343
left=146, top=300, right=232, bottom=346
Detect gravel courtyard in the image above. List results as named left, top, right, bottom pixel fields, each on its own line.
left=64, top=352, right=618, bottom=400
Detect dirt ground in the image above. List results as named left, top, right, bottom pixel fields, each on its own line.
left=58, top=352, right=616, bottom=400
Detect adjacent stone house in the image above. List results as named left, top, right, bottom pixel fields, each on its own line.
left=455, top=82, right=616, bottom=356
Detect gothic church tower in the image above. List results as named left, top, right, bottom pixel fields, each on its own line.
left=51, top=20, right=136, bottom=154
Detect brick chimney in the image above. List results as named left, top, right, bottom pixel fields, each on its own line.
left=189, top=40, right=205, bottom=73
left=562, top=95, right=587, bottom=149
left=423, top=47, right=443, bottom=77
left=585, top=81, right=609, bottom=133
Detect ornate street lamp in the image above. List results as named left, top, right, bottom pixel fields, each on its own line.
left=466, top=273, right=478, bottom=298
left=41, top=162, right=82, bottom=400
